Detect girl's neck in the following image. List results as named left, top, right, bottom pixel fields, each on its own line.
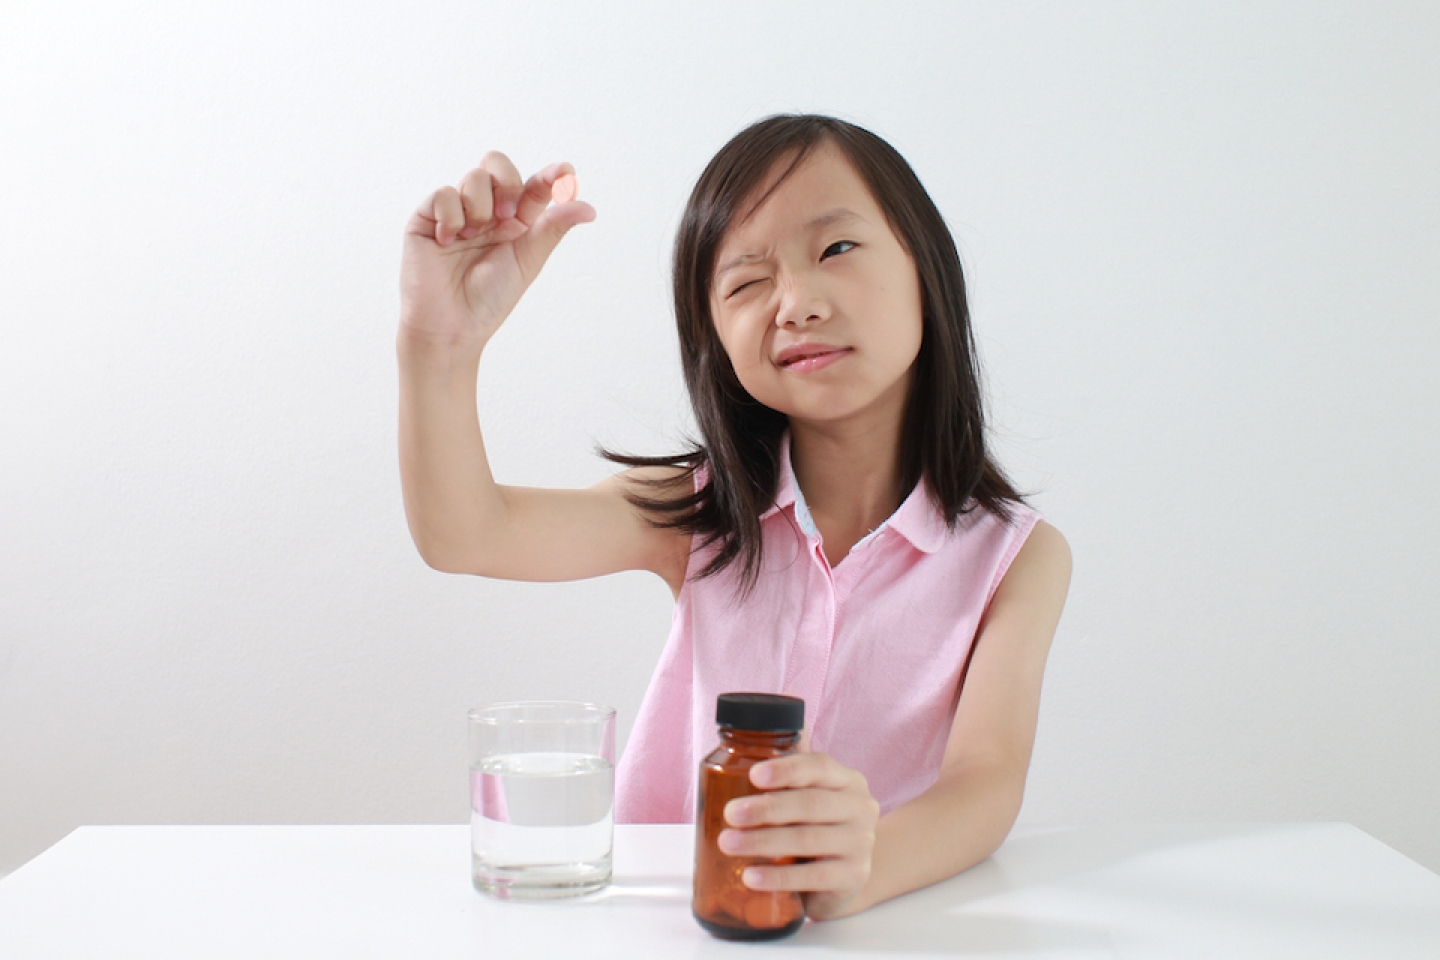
left=789, top=417, right=907, bottom=557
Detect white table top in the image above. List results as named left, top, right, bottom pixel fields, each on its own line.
left=2, top=822, right=1438, bottom=958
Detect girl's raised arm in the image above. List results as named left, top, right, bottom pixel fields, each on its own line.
left=397, top=153, right=690, bottom=593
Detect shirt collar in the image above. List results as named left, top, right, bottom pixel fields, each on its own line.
left=759, top=432, right=799, bottom=521
left=759, top=432, right=949, bottom=554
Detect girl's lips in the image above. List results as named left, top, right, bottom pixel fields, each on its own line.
left=776, top=345, right=851, bottom=373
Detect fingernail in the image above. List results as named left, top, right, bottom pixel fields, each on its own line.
left=726, top=800, right=749, bottom=825
left=742, top=868, right=763, bottom=888
left=496, top=200, right=516, bottom=219
left=718, top=829, right=740, bottom=854
left=752, top=766, right=772, bottom=787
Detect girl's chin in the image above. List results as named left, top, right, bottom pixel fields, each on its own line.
left=779, top=402, right=900, bottom=430
left=737, top=378, right=910, bottom=429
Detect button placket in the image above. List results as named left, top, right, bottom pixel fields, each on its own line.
left=780, top=531, right=837, bottom=719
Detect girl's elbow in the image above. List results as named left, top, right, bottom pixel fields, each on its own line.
left=413, top=542, right=455, bottom=573
left=411, top=535, right=478, bottom=575
left=961, top=758, right=1030, bottom=840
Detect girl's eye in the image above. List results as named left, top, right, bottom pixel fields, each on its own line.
left=822, top=240, right=857, bottom=259
left=726, top=280, right=758, bottom=299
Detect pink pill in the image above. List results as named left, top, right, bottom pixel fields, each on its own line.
left=551, top=173, right=578, bottom=204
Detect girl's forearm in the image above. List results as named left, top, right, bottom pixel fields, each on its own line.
left=396, top=334, right=507, bottom=572
left=853, top=760, right=1025, bottom=914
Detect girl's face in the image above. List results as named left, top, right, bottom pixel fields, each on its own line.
left=709, top=144, right=924, bottom=433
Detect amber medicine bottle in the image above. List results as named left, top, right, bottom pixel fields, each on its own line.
left=692, top=692, right=806, bottom=940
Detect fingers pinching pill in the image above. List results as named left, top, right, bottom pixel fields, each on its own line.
left=552, top=173, right=578, bottom=204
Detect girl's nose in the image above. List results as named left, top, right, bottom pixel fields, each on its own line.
left=774, top=275, right=830, bottom=328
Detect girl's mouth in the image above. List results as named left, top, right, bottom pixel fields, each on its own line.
left=776, top=344, right=851, bottom=373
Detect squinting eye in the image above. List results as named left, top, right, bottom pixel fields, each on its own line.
left=727, top=280, right=758, bottom=299
left=822, top=240, right=857, bottom=259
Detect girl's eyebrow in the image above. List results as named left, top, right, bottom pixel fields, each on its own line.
left=715, top=252, right=764, bottom=282
left=805, top=207, right=863, bottom=230
left=715, top=208, right=865, bottom=281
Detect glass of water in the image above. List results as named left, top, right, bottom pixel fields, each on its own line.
left=468, top=701, right=616, bottom=899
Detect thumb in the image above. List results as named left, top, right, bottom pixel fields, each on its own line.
left=512, top=200, right=596, bottom=282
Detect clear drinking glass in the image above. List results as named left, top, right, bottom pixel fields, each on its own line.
left=468, top=701, right=617, bottom=898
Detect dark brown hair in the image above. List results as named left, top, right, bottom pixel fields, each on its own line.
left=605, top=114, right=1025, bottom=589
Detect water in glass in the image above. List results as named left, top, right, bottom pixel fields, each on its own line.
left=471, top=751, right=613, bottom=897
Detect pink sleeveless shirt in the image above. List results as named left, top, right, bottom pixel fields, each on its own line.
left=614, top=441, right=1039, bottom=823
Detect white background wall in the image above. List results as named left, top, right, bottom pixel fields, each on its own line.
left=2, top=1, right=1437, bottom=879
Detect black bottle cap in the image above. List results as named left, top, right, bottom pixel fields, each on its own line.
left=716, top=693, right=805, bottom=733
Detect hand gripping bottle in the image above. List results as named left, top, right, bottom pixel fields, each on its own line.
left=692, top=693, right=806, bottom=940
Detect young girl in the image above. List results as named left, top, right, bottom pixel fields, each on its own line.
left=397, top=114, right=1071, bottom=921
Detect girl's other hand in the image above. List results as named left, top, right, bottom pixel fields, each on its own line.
left=399, top=152, right=596, bottom=357
left=719, top=749, right=882, bottom=921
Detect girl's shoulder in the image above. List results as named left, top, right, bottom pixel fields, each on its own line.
left=984, top=516, right=1072, bottom=626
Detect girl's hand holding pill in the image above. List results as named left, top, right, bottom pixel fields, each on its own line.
left=399, top=152, right=595, bottom=358
left=719, top=749, right=882, bottom=921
